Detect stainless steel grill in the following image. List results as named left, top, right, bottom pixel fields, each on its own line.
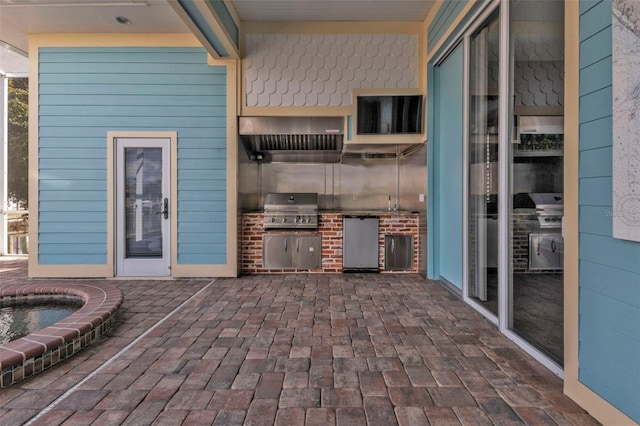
left=263, top=192, right=318, bottom=230
left=528, top=193, right=563, bottom=229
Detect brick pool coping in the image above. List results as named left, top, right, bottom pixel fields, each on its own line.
left=0, top=282, right=123, bottom=388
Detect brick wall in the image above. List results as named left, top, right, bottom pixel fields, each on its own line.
left=241, top=213, right=419, bottom=274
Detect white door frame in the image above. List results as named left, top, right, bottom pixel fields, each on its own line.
left=115, top=137, right=171, bottom=277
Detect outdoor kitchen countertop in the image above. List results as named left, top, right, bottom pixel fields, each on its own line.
left=321, top=210, right=420, bottom=217
left=242, top=210, right=420, bottom=216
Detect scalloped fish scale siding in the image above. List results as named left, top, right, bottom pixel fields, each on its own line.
left=245, top=33, right=420, bottom=107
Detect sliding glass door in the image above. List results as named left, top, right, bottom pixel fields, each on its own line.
left=462, top=0, right=564, bottom=373
left=467, top=11, right=500, bottom=318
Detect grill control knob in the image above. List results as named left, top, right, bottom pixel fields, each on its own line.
left=283, top=217, right=287, bottom=223
left=271, top=217, right=276, bottom=223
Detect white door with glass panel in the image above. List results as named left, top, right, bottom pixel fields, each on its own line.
left=115, top=138, right=170, bottom=276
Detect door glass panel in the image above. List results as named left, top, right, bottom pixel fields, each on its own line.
left=509, top=0, right=565, bottom=365
left=468, top=12, right=500, bottom=316
left=124, top=147, right=163, bottom=258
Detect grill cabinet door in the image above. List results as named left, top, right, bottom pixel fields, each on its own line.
left=263, top=234, right=293, bottom=269
left=385, top=235, right=413, bottom=271
left=529, top=234, right=563, bottom=270
left=293, top=234, right=321, bottom=269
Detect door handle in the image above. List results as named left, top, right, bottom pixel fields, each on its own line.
left=284, top=238, right=287, bottom=253
left=391, top=238, right=395, bottom=253
left=156, top=198, right=169, bottom=219
left=551, top=238, right=556, bottom=253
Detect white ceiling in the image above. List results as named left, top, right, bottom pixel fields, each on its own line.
left=0, top=0, right=437, bottom=74
left=231, top=0, right=436, bottom=22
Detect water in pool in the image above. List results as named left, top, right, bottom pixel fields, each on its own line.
left=0, top=302, right=79, bottom=344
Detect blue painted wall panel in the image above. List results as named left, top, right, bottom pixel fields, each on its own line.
left=38, top=47, right=228, bottom=266
left=430, top=45, right=464, bottom=287
left=208, top=0, right=239, bottom=49
left=177, top=0, right=229, bottom=57
left=579, top=1, right=640, bottom=421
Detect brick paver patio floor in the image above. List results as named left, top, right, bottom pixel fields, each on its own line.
left=0, top=257, right=598, bottom=425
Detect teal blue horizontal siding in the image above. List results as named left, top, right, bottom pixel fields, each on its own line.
left=178, top=212, right=226, bottom=224
left=39, top=254, right=107, bottom=265
left=38, top=169, right=105, bottom=181
left=178, top=179, right=226, bottom=194
left=41, top=94, right=224, bottom=106
left=580, top=0, right=612, bottom=40
left=579, top=176, right=612, bottom=206
left=39, top=190, right=106, bottom=201
left=579, top=318, right=640, bottom=418
left=580, top=234, right=640, bottom=274
left=39, top=126, right=220, bottom=139
left=582, top=281, right=640, bottom=341
left=579, top=2, right=640, bottom=421
left=178, top=253, right=226, bottom=264
left=179, top=190, right=225, bottom=201
left=579, top=147, right=612, bottom=177
left=579, top=57, right=612, bottom=96
left=39, top=84, right=226, bottom=97
left=579, top=206, right=612, bottom=236
left=581, top=261, right=640, bottom=302
left=179, top=139, right=226, bottom=150
left=39, top=137, right=104, bottom=148
left=39, top=46, right=210, bottom=62
left=38, top=47, right=228, bottom=266
left=38, top=233, right=106, bottom=244
left=179, top=169, right=228, bottom=181
left=579, top=87, right=612, bottom=123
left=40, top=180, right=105, bottom=191
left=39, top=116, right=226, bottom=128
left=580, top=117, right=611, bottom=150
left=178, top=200, right=226, bottom=212
left=39, top=200, right=107, bottom=212
left=39, top=242, right=106, bottom=255
left=39, top=73, right=221, bottom=85
left=579, top=29, right=612, bottom=70
left=40, top=106, right=226, bottom=117
left=40, top=159, right=106, bottom=170
left=177, top=243, right=226, bottom=254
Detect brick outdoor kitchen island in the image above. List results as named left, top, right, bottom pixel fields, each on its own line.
left=241, top=212, right=420, bottom=274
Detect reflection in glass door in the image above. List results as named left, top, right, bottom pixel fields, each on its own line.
left=509, top=0, right=565, bottom=366
left=467, top=11, right=500, bottom=317
left=115, top=138, right=170, bottom=276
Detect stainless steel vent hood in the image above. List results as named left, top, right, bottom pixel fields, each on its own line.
left=518, top=115, right=564, bottom=135
left=239, top=116, right=344, bottom=163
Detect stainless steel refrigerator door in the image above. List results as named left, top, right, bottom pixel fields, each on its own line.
left=343, top=216, right=379, bottom=271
